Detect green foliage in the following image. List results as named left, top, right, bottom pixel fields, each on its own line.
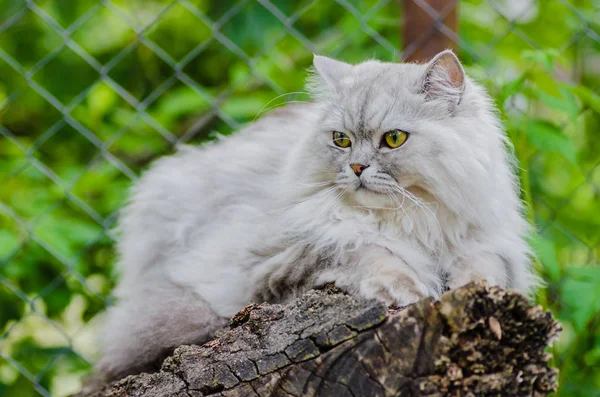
left=0, top=0, right=599, bottom=396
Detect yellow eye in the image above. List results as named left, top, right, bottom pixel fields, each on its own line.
left=333, top=131, right=351, bottom=148
left=383, top=130, right=409, bottom=149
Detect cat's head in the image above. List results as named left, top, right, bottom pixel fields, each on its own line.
left=298, top=50, right=512, bottom=219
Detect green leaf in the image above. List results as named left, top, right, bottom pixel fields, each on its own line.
left=222, top=97, right=266, bottom=119
left=561, top=266, right=600, bottom=331
left=530, top=235, right=560, bottom=281
left=534, top=86, right=579, bottom=120
left=567, top=266, right=600, bottom=283
left=0, top=229, right=20, bottom=259
left=561, top=277, right=599, bottom=331
left=499, top=73, right=528, bottom=106
left=570, top=85, right=600, bottom=113
left=522, top=49, right=560, bottom=71
left=88, top=83, right=117, bottom=119
left=531, top=70, right=562, bottom=98
left=525, top=120, right=577, bottom=164
left=155, top=87, right=209, bottom=120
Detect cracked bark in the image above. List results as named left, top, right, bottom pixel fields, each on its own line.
left=77, top=282, right=561, bottom=397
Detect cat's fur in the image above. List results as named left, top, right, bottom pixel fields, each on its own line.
left=97, top=51, right=537, bottom=380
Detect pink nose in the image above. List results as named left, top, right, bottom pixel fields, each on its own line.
left=350, top=163, right=369, bottom=177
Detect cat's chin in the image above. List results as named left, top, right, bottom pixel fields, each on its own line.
left=347, top=187, right=395, bottom=209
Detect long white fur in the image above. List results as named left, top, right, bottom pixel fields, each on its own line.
left=97, top=50, right=537, bottom=380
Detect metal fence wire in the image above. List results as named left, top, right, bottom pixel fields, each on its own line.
left=0, top=0, right=599, bottom=396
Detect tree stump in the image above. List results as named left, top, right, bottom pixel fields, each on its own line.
left=78, top=282, right=561, bottom=397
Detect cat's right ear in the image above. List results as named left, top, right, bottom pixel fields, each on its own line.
left=313, top=54, right=352, bottom=89
left=421, top=50, right=465, bottom=106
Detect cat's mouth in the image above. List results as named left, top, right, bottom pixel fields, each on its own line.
left=356, top=182, right=374, bottom=193
left=347, top=181, right=395, bottom=208
left=355, top=181, right=385, bottom=194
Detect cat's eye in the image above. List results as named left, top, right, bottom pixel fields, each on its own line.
left=333, top=131, right=351, bottom=148
left=383, top=130, right=409, bottom=149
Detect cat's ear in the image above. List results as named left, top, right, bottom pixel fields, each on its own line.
left=313, top=54, right=352, bottom=89
left=421, top=50, right=465, bottom=106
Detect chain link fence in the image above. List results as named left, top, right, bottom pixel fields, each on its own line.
left=0, top=0, right=599, bottom=396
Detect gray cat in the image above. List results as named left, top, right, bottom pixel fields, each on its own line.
left=97, top=51, right=537, bottom=381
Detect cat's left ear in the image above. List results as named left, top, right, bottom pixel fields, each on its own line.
left=313, top=54, right=353, bottom=89
left=421, top=50, right=465, bottom=106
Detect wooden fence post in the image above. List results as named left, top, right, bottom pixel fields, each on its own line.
left=402, top=0, right=458, bottom=62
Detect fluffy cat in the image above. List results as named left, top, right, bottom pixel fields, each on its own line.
left=97, top=50, right=537, bottom=381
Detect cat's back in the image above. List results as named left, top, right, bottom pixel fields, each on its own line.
left=205, top=102, right=318, bottom=183
left=116, top=103, right=318, bottom=284
left=161, top=102, right=313, bottom=192
left=133, top=102, right=316, bottom=201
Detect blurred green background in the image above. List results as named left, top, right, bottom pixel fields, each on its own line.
left=0, top=0, right=599, bottom=396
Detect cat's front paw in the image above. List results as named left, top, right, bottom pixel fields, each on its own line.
left=359, top=272, right=429, bottom=307
left=448, top=270, right=498, bottom=290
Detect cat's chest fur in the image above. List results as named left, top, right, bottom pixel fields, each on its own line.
left=247, top=194, right=456, bottom=304
left=277, top=190, right=453, bottom=258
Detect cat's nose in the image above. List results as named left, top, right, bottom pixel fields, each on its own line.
left=350, top=163, right=369, bottom=177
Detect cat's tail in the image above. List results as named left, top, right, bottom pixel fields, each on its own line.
left=93, top=271, right=226, bottom=385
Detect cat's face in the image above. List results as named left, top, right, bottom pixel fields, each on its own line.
left=307, top=51, right=479, bottom=210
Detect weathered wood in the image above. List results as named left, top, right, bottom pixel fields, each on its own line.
left=403, top=0, right=458, bottom=62
left=79, top=282, right=560, bottom=397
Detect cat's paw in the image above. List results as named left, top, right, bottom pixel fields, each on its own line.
left=359, top=272, right=429, bottom=307
left=448, top=270, right=498, bottom=290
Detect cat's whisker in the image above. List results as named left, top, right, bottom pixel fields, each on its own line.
left=405, top=194, right=437, bottom=236
left=347, top=204, right=400, bottom=210
left=385, top=190, right=414, bottom=231
left=305, top=171, right=339, bottom=177
left=272, top=177, right=336, bottom=187
left=388, top=187, right=428, bottom=224
left=390, top=185, right=446, bottom=268
left=256, top=101, right=312, bottom=119
left=272, top=179, right=335, bottom=187
left=253, top=185, right=339, bottom=220
left=253, top=92, right=311, bottom=121
left=296, top=181, right=336, bottom=187
left=344, top=189, right=409, bottom=212
left=319, top=189, right=346, bottom=219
